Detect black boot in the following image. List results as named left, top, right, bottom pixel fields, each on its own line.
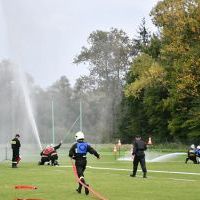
left=12, top=163, right=17, bottom=168
left=85, top=184, right=89, bottom=195
left=143, top=172, right=147, bottom=178
left=130, top=172, right=136, bottom=177
left=80, top=177, right=89, bottom=195
left=76, top=188, right=81, bottom=193
left=76, top=183, right=82, bottom=193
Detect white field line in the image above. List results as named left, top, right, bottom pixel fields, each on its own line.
left=168, top=178, right=196, bottom=182
left=58, top=165, right=200, bottom=176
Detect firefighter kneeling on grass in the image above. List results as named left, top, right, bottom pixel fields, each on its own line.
left=69, top=131, right=100, bottom=195
left=38, top=141, right=62, bottom=166
left=185, top=144, right=197, bottom=164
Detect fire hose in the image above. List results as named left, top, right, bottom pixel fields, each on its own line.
left=70, top=159, right=108, bottom=200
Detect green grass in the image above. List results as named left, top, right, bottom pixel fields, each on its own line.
left=1, top=151, right=200, bottom=200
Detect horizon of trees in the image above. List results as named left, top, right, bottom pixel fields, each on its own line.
left=0, top=0, right=199, bottom=144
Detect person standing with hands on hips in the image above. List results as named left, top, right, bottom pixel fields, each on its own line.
left=69, top=131, right=100, bottom=195
left=130, top=135, right=147, bottom=178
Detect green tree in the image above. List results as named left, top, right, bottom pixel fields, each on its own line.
left=118, top=18, right=164, bottom=143
left=74, top=28, right=133, bottom=139
left=120, top=53, right=170, bottom=142
left=151, top=0, right=200, bottom=141
left=133, top=18, right=151, bottom=54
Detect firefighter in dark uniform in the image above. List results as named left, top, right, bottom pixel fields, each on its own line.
left=130, top=135, right=147, bottom=178
left=69, top=131, right=100, bottom=195
left=11, top=134, right=21, bottom=168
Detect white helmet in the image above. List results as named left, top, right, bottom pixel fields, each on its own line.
left=191, top=144, right=195, bottom=149
left=197, top=145, right=200, bottom=149
left=75, top=131, right=84, bottom=141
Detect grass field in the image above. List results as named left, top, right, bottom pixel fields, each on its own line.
left=1, top=149, right=200, bottom=200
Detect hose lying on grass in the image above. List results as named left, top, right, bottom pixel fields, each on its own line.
left=16, top=199, right=44, bottom=200
left=15, top=186, right=44, bottom=200
left=15, top=185, right=37, bottom=190
left=70, top=159, right=108, bottom=200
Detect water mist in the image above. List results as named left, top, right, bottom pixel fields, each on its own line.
left=17, top=66, right=42, bottom=150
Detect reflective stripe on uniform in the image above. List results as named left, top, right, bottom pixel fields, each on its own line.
left=79, top=176, right=84, bottom=180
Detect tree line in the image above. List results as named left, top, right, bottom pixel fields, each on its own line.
left=0, top=0, right=199, bottom=144
left=119, top=0, right=200, bottom=143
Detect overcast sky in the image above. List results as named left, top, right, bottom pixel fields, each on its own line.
left=0, top=0, right=159, bottom=88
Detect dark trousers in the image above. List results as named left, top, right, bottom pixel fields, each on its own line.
left=39, top=156, right=50, bottom=165
left=75, top=159, right=87, bottom=190
left=133, top=155, right=147, bottom=175
left=12, top=149, right=19, bottom=167
left=185, top=155, right=197, bottom=164
left=50, top=155, right=58, bottom=165
left=75, top=159, right=87, bottom=177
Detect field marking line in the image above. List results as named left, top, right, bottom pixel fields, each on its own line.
left=168, top=178, right=196, bottom=182
left=58, top=165, right=200, bottom=176
left=147, top=169, right=200, bottom=176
